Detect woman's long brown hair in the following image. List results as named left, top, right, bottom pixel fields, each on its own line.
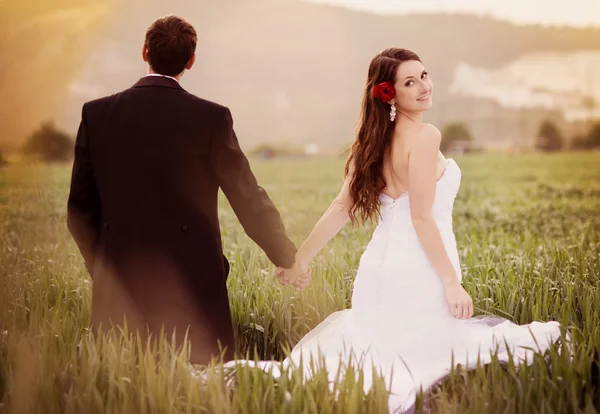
left=345, top=48, right=422, bottom=226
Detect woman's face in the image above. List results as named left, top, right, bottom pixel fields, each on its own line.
left=392, top=59, right=433, bottom=112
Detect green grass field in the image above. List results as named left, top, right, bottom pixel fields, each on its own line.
left=0, top=153, right=599, bottom=413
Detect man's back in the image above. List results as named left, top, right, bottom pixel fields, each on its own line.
left=68, top=75, right=297, bottom=364
left=88, top=76, right=223, bottom=241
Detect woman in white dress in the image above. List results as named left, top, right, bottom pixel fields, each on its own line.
left=227, top=48, right=562, bottom=413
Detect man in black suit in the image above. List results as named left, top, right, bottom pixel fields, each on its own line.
left=67, top=15, right=310, bottom=365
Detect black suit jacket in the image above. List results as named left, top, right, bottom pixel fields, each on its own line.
left=67, top=75, right=297, bottom=364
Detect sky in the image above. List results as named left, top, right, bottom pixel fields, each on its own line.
left=302, top=0, right=600, bottom=27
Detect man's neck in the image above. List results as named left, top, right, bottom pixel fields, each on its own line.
left=146, top=69, right=183, bottom=83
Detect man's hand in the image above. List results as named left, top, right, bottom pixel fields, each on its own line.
left=276, top=262, right=312, bottom=291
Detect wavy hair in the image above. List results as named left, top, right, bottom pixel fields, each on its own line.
left=344, top=48, right=421, bottom=225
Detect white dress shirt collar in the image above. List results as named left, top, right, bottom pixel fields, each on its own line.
left=145, top=73, right=180, bottom=83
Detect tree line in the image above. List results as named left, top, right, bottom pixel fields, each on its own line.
left=0, top=118, right=598, bottom=168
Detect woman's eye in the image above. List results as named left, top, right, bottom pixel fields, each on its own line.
left=405, top=80, right=414, bottom=87
left=422, top=72, right=428, bottom=78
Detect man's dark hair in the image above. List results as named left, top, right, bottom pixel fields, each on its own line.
left=144, top=16, right=197, bottom=77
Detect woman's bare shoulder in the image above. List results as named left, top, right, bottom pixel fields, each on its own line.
left=405, top=123, right=441, bottom=158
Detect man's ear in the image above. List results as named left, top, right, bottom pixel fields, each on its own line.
left=185, top=53, right=196, bottom=70
left=142, top=43, right=149, bottom=63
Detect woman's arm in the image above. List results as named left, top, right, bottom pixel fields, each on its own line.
left=407, top=125, right=458, bottom=286
left=278, top=165, right=355, bottom=285
left=295, top=170, right=354, bottom=265
left=407, top=124, right=472, bottom=318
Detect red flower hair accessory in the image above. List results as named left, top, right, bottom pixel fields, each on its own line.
left=372, top=81, right=396, bottom=102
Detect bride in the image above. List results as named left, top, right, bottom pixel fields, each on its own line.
left=225, top=48, right=562, bottom=413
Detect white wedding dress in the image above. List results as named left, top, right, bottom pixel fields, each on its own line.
left=224, top=158, right=561, bottom=413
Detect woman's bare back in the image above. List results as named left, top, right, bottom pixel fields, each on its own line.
left=381, top=125, right=448, bottom=200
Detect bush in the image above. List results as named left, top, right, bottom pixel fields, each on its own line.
left=585, top=122, right=600, bottom=149
left=250, top=143, right=305, bottom=159
left=535, top=120, right=563, bottom=152
left=22, top=121, right=73, bottom=163
left=251, top=144, right=277, bottom=159
left=570, top=122, right=600, bottom=150
left=571, top=134, right=590, bottom=150
left=441, top=122, right=474, bottom=153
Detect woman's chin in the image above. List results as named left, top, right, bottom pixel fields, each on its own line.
left=419, top=99, right=433, bottom=111
left=411, top=101, right=432, bottom=112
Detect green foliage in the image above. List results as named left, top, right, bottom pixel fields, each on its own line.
left=584, top=122, right=600, bottom=149
left=250, top=143, right=306, bottom=159
left=22, top=121, right=73, bottom=163
left=536, top=120, right=563, bottom=152
left=570, top=122, right=600, bottom=150
left=441, top=122, right=474, bottom=153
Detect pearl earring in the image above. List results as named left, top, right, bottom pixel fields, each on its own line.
left=390, top=104, right=397, bottom=122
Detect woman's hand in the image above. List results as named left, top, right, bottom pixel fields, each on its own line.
left=276, top=261, right=311, bottom=291
left=443, top=281, right=473, bottom=319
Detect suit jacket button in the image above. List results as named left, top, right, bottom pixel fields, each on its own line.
left=104, top=222, right=110, bottom=230
left=181, top=225, right=188, bottom=232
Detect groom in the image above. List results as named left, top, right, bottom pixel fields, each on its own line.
left=67, top=15, right=310, bottom=365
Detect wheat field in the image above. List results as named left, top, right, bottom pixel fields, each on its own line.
left=0, top=153, right=599, bottom=413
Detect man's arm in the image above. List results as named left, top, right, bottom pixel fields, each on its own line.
left=67, top=103, right=102, bottom=275
left=209, top=108, right=297, bottom=268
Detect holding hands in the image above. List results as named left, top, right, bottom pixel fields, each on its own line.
left=276, top=259, right=312, bottom=291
